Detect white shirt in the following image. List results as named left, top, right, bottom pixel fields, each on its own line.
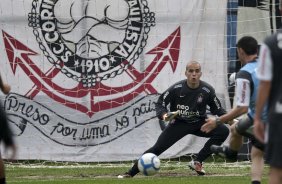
left=257, top=43, right=273, bottom=81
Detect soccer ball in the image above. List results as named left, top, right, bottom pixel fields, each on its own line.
left=137, top=153, right=161, bottom=176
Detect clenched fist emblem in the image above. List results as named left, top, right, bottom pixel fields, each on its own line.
left=54, top=0, right=129, bottom=58
left=30, top=0, right=155, bottom=86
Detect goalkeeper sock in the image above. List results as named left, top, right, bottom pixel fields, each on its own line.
left=0, top=178, right=6, bottom=184
left=127, top=162, right=139, bottom=177
left=224, top=147, right=238, bottom=161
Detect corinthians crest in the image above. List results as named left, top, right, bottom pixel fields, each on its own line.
left=2, top=0, right=181, bottom=146
left=3, top=0, right=181, bottom=117
left=28, top=0, right=155, bottom=87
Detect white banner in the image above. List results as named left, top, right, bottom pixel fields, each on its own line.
left=0, top=0, right=229, bottom=162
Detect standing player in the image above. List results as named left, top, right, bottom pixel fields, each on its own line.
left=0, top=74, right=16, bottom=184
left=118, top=61, right=229, bottom=178
left=254, top=1, right=282, bottom=183
left=201, top=36, right=267, bottom=184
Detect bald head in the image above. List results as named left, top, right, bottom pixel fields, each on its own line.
left=186, top=61, right=201, bottom=71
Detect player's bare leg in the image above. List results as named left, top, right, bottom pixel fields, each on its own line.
left=211, top=123, right=242, bottom=161
left=251, top=146, right=264, bottom=184
left=229, top=123, right=243, bottom=151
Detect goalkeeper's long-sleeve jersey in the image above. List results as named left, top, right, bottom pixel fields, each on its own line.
left=155, top=79, right=226, bottom=123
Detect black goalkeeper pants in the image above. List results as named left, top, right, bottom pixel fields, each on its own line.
left=128, top=120, right=229, bottom=176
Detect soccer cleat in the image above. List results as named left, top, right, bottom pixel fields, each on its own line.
left=117, top=172, right=132, bottom=179
left=210, top=145, right=237, bottom=161
left=188, top=160, right=206, bottom=175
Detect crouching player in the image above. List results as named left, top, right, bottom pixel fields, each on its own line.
left=201, top=36, right=267, bottom=184
left=118, top=61, right=229, bottom=178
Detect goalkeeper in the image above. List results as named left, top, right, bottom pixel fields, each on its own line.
left=118, top=61, right=229, bottom=178
left=0, top=73, right=16, bottom=184
left=201, top=36, right=266, bottom=184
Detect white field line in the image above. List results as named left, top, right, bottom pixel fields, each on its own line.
left=6, top=161, right=253, bottom=169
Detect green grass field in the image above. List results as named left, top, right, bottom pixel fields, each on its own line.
left=5, top=161, right=269, bottom=184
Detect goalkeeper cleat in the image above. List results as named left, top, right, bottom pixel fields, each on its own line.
left=210, top=145, right=237, bottom=161
left=164, top=110, right=180, bottom=122
left=188, top=160, right=206, bottom=176
left=117, top=172, right=132, bottom=179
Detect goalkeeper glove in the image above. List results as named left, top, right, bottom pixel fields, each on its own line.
left=163, top=110, right=180, bottom=122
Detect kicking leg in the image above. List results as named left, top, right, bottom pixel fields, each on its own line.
left=211, top=117, right=252, bottom=161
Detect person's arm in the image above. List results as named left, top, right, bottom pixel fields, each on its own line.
left=253, top=43, right=272, bottom=142
left=215, top=106, right=247, bottom=124
left=201, top=76, right=251, bottom=133
left=0, top=104, right=16, bottom=159
left=0, top=115, right=14, bottom=147
left=202, top=105, right=247, bottom=133
left=0, top=73, right=16, bottom=158
left=207, top=88, right=227, bottom=117
left=0, top=74, right=13, bottom=145
left=200, top=89, right=226, bottom=132
left=155, top=81, right=182, bottom=121
left=216, top=77, right=251, bottom=123
left=254, top=80, right=271, bottom=142
left=155, top=87, right=174, bottom=120
left=0, top=74, right=11, bottom=94
left=255, top=81, right=270, bottom=120
left=0, top=74, right=4, bottom=91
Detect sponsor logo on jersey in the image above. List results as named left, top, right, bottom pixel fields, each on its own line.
left=176, top=104, right=199, bottom=117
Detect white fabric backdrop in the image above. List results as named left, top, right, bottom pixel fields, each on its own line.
left=0, top=0, right=230, bottom=162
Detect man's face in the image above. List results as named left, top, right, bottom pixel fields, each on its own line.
left=185, top=63, right=202, bottom=85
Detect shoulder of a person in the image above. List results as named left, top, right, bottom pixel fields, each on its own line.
left=236, top=69, right=252, bottom=80
left=237, top=62, right=256, bottom=78
left=264, top=32, right=279, bottom=45
left=200, top=80, right=214, bottom=93
left=169, top=79, right=185, bottom=90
